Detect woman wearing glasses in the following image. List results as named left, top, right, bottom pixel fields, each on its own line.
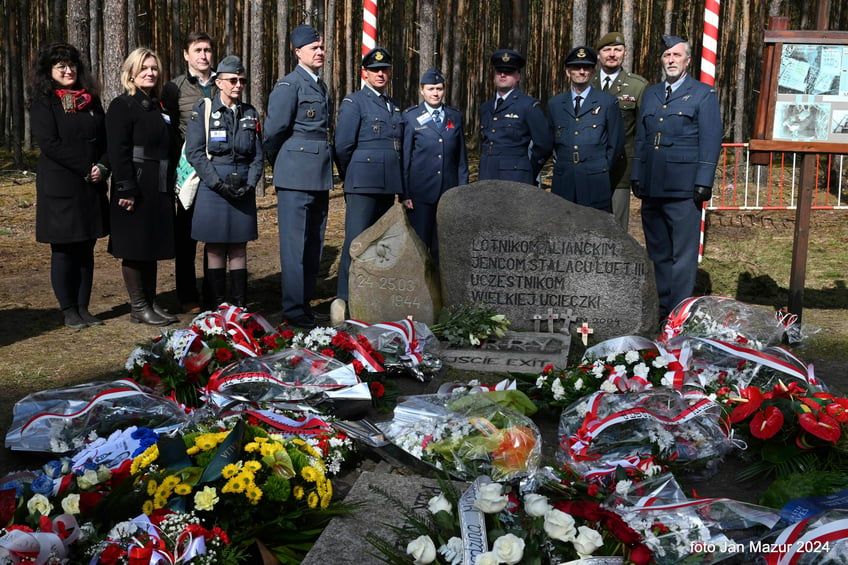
left=106, top=47, right=178, bottom=326
left=185, top=56, right=262, bottom=308
left=28, top=42, right=110, bottom=329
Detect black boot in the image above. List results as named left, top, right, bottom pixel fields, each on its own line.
left=78, top=305, right=104, bottom=326
left=122, top=263, right=170, bottom=326
left=205, top=268, right=228, bottom=309
left=142, top=262, right=178, bottom=323
left=230, top=269, right=248, bottom=308
left=62, top=306, right=86, bottom=329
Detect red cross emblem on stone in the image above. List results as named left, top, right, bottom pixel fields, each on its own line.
left=577, top=322, right=594, bottom=346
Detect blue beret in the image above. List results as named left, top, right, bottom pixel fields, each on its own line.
left=216, top=55, right=245, bottom=75
left=564, top=46, right=597, bottom=66
left=420, top=68, right=445, bottom=85
left=662, top=34, right=687, bottom=51
left=362, top=47, right=392, bottom=68
left=491, top=49, right=525, bottom=71
left=292, top=24, right=320, bottom=49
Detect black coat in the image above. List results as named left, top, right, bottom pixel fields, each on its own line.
left=105, top=91, right=175, bottom=260
left=31, top=94, right=110, bottom=244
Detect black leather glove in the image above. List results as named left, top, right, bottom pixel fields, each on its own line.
left=211, top=180, right=231, bottom=197
left=630, top=180, right=642, bottom=199
left=694, top=185, right=712, bottom=204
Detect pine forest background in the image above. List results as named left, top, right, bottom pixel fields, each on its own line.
left=2, top=0, right=848, bottom=168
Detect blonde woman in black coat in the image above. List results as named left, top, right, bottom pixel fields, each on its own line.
left=106, top=47, right=177, bottom=326
left=29, top=42, right=110, bottom=329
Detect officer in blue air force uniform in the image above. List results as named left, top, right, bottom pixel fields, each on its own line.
left=401, top=68, right=469, bottom=260
left=264, top=24, right=333, bottom=329
left=548, top=46, right=624, bottom=211
left=478, top=49, right=552, bottom=185
left=331, top=46, right=404, bottom=324
left=631, top=34, right=722, bottom=319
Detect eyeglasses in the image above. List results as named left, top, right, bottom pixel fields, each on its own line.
left=220, top=77, right=248, bottom=85
left=53, top=63, right=77, bottom=72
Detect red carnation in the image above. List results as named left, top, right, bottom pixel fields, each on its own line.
left=369, top=381, right=385, bottom=398
left=587, top=484, right=599, bottom=497
left=542, top=364, right=554, bottom=375
left=321, top=348, right=335, bottom=357
left=352, top=359, right=364, bottom=374
left=215, top=348, right=233, bottom=363
left=281, top=329, right=295, bottom=339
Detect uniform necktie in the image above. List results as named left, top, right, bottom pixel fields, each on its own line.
left=665, top=85, right=672, bottom=102
left=381, top=93, right=391, bottom=112
left=495, top=97, right=503, bottom=111
left=574, top=95, right=582, bottom=115
left=432, top=108, right=443, bottom=129
left=603, top=77, right=611, bottom=92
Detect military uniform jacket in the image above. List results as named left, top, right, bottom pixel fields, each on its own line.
left=478, top=88, right=552, bottom=184
left=590, top=71, right=648, bottom=189
left=401, top=103, right=469, bottom=204
left=548, top=87, right=624, bottom=210
left=185, top=94, right=264, bottom=189
left=264, top=65, right=334, bottom=191
left=631, top=74, right=722, bottom=199
left=334, top=87, right=404, bottom=195
left=31, top=94, right=110, bottom=244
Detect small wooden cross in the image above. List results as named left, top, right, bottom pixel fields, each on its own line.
left=532, top=313, right=543, bottom=333
left=559, top=308, right=577, bottom=334
left=577, top=322, right=594, bottom=346
left=544, top=308, right=560, bottom=333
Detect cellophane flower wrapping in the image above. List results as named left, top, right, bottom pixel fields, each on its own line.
left=660, top=296, right=788, bottom=349
left=336, top=319, right=442, bottom=380
left=756, top=509, right=848, bottom=564
left=613, top=497, right=782, bottom=564
left=378, top=392, right=542, bottom=481
left=557, top=389, right=734, bottom=479
left=203, top=348, right=369, bottom=409
left=5, top=379, right=190, bottom=453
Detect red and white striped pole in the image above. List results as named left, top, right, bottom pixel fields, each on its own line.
left=361, top=0, right=378, bottom=84
left=697, top=0, right=720, bottom=263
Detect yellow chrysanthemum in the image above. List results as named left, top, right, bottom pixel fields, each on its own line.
left=293, top=485, right=304, bottom=500
left=186, top=445, right=200, bottom=456
left=254, top=436, right=269, bottom=444
left=245, top=484, right=263, bottom=505
left=292, top=438, right=306, bottom=447
left=194, top=434, right=221, bottom=451
left=162, top=475, right=181, bottom=489
left=147, top=479, right=158, bottom=496
left=131, top=445, right=159, bottom=474
left=153, top=494, right=168, bottom=509
left=142, top=499, right=154, bottom=515
left=307, top=491, right=319, bottom=509
left=304, top=444, right=322, bottom=459
left=222, top=463, right=242, bottom=479
left=224, top=475, right=247, bottom=493
left=244, top=442, right=260, bottom=453
left=301, top=466, right=320, bottom=483
left=174, top=483, right=192, bottom=495
left=260, top=444, right=279, bottom=457
left=320, top=492, right=332, bottom=509
left=243, top=460, right=262, bottom=473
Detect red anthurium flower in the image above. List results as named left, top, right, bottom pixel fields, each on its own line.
left=826, top=399, right=848, bottom=422
left=729, top=387, right=764, bottom=423
left=750, top=406, right=784, bottom=439
left=798, top=411, right=842, bottom=443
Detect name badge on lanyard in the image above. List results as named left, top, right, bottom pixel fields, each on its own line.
left=210, top=129, right=227, bottom=142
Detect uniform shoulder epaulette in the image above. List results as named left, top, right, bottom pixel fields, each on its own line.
left=402, top=105, right=418, bottom=114
left=625, top=72, right=649, bottom=85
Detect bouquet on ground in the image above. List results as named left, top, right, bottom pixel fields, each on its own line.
left=367, top=472, right=654, bottom=565
left=558, top=389, right=734, bottom=481
left=717, top=380, right=848, bottom=480
left=659, top=296, right=790, bottom=348
left=127, top=414, right=353, bottom=562
left=429, top=304, right=510, bottom=347
left=379, top=392, right=542, bottom=482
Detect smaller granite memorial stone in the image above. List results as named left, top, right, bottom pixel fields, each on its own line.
left=348, top=204, right=442, bottom=324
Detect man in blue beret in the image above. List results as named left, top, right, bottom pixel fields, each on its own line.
left=479, top=49, right=552, bottom=186
left=591, top=31, right=648, bottom=230
left=264, top=24, right=333, bottom=329
left=631, top=34, right=722, bottom=320
left=401, top=68, right=469, bottom=261
left=331, top=46, right=404, bottom=324
left=547, top=46, right=624, bottom=211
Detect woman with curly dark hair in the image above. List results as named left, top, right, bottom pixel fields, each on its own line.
left=28, top=42, right=110, bottom=329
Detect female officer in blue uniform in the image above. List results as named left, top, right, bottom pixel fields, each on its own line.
left=186, top=55, right=263, bottom=307
left=401, top=68, right=468, bottom=261
left=548, top=46, right=624, bottom=211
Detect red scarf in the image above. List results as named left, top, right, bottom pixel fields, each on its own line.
left=54, top=88, right=92, bottom=113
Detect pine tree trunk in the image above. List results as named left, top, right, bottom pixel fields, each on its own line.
left=102, top=0, right=127, bottom=106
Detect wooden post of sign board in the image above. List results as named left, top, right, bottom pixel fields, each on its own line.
left=788, top=155, right=815, bottom=319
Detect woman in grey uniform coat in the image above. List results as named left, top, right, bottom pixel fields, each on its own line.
left=186, top=56, right=262, bottom=308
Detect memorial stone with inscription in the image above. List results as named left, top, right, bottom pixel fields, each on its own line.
left=438, top=180, right=657, bottom=342
left=348, top=203, right=442, bottom=324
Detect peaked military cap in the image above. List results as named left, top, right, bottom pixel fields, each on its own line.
left=661, top=34, right=687, bottom=51
left=420, top=68, right=445, bottom=85
left=217, top=55, right=245, bottom=75
left=490, top=49, right=525, bottom=72
left=564, top=46, right=598, bottom=67
left=597, top=31, right=625, bottom=50
left=291, top=24, right=320, bottom=49
left=362, top=47, right=392, bottom=68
